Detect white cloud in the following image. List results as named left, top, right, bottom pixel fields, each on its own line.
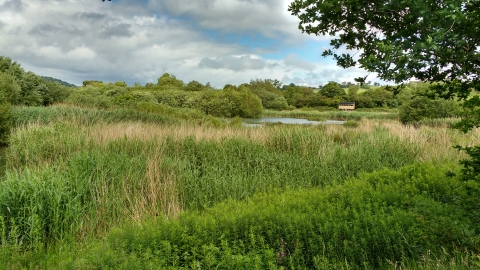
left=284, top=54, right=315, bottom=71
left=198, top=55, right=266, bottom=71
left=0, top=0, right=376, bottom=88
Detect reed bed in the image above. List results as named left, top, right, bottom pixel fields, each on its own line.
left=11, top=104, right=207, bottom=127
left=1, top=105, right=480, bottom=268
left=263, top=108, right=398, bottom=121
left=24, top=163, right=479, bottom=269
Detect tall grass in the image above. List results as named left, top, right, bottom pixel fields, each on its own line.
left=33, top=163, right=480, bottom=269
left=263, top=108, right=398, bottom=121
left=1, top=106, right=480, bottom=268
left=3, top=117, right=479, bottom=248
left=11, top=104, right=210, bottom=127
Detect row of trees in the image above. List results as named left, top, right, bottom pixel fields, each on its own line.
left=0, top=54, right=469, bottom=145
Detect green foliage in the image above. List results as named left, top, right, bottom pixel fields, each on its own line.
left=10, top=105, right=206, bottom=127
left=352, top=94, right=374, bottom=108
left=362, top=87, right=398, bottom=108
left=195, top=87, right=262, bottom=118
left=114, top=81, right=128, bottom=87
left=82, top=80, right=104, bottom=87
left=453, top=95, right=480, bottom=133
left=399, top=96, right=460, bottom=124
left=184, top=80, right=205, bottom=92
left=289, top=0, right=479, bottom=91
left=157, top=73, right=184, bottom=90
left=347, top=85, right=359, bottom=100
left=40, top=76, right=77, bottom=88
left=19, top=72, right=46, bottom=106
left=319, top=81, right=345, bottom=98
left=0, top=114, right=422, bottom=249
left=282, top=85, right=304, bottom=105
left=43, top=80, right=72, bottom=105
left=249, top=79, right=288, bottom=110
left=0, top=102, right=12, bottom=145
left=69, top=81, right=262, bottom=118
left=0, top=56, right=24, bottom=80
left=92, top=163, right=479, bottom=269
left=237, top=86, right=263, bottom=118
left=67, top=85, right=113, bottom=109
left=0, top=72, right=21, bottom=104
left=455, top=145, right=480, bottom=182
left=290, top=0, right=479, bottom=187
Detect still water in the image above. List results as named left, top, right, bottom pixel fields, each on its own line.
left=242, top=117, right=345, bottom=126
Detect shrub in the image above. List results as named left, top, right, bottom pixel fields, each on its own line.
left=399, top=96, right=460, bottom=124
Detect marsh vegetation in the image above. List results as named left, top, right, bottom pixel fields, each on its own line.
left=1, top=56, right=480, bottom=269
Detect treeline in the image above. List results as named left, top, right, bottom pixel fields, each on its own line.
left=0, top=55, right=466, bottom=144
left=0, top=56, right=72, bottom=144
left=72, top=75, right=463, bottom=122
left=69, top=74, right=267, bottom=119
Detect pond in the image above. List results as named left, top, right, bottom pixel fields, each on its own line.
left=242, top=117, right=345, bottom=127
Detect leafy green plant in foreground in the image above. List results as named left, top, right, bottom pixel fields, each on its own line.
left=77, top=163, right=479, bottom=269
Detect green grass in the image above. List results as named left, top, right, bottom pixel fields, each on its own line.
left=263, top=108, right=398, bottom=121
left=97, top=163, right=478, bottom=269
left=1, top=105, right=479, bottom=269
left=4, top=163, right=479, bottom=269
left=2, top=121, right=422, bottom=247
left=11, top=104, right=212, bottom=127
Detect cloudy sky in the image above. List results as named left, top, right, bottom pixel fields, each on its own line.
left=0, top=0, right=379, bottom=88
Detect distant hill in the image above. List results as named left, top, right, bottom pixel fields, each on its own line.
left=41, top=76, right=78, bottom=87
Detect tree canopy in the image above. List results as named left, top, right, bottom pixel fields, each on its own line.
left=289, top=0, right=480, bottom=180
left=289, top=0, right=479, bottom=99
left=319, top=81, right=345, bottom=98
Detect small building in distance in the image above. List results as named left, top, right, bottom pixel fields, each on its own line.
left=338, top=102, right=355, bottom=111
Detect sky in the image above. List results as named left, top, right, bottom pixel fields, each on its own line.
left=0, top=0, right=380, bottom=88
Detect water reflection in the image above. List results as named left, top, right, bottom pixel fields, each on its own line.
left=242, top=117, right=345, bottom=126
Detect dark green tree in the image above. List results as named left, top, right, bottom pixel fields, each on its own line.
left=0, top=72, right=21, bottom=104
left=19, top=72, right=46, bottom=106
left=362, top=87, right=397, bottom=108
left=249, top=79, right=288, bottom=110
left=289, top=0, right=479, bottom=99
left=157, top=73, right=184, bottom=90
left=289, top=0, right=480, bottom=180
left=319, top=81, right=345, bottom=98
left=0, top=56, right=24, bottom=80
left=185, top=80, right=205, bottom=92
left=283, top=85, right=304, bottom=106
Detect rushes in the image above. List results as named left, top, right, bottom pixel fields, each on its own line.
left=1, top=107, right=480, bottom=255
left=124, top=153, right=182, bottom=222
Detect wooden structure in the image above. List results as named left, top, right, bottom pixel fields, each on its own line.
left=338, top=102, right=355, bottom=111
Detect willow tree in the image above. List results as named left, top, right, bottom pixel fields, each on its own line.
left=289, top=0, right=480, bottom=180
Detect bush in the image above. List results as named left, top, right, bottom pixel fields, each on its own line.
left=399, top=96, right=461, bottom=124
